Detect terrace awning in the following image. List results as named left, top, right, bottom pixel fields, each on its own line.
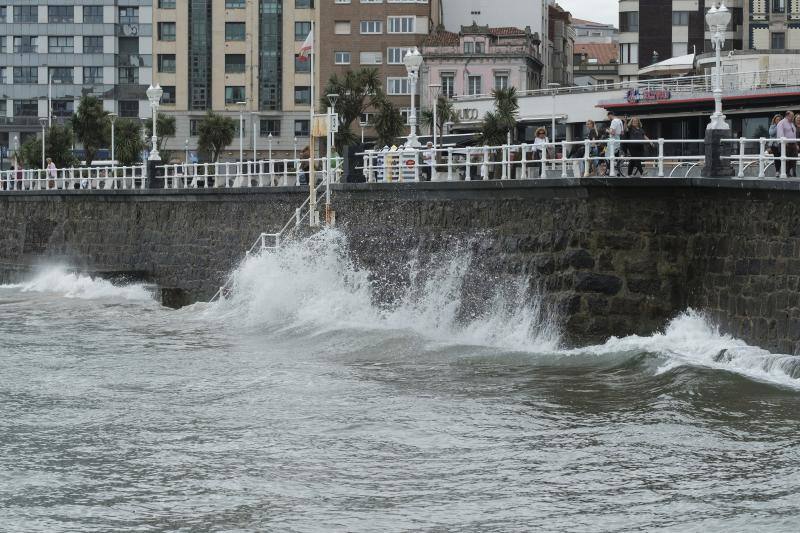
left=638, top=53, right=696, bottom=77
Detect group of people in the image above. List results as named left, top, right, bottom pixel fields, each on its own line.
left=2, top=158, right=59, bottom=191
left=768, top=111, right=800, bottom=177
left=578, top=111, right=653, bottom=177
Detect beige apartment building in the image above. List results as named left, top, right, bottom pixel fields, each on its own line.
left=319, top=0, right=442, bottom=134
left=153, top=0, right=319, bottom=160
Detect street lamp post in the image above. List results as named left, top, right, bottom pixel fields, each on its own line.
left=184, top=139, right=189, bottom=163
left=38, top=117, right=47, bottom=169
left=706, top=2, right=732, bottom=131
left=547, top=82, right=560, bottom=142
left=268, top=133, right=273, bottom=161
left=294, top=137, right=298, bottom=160
left=109, top=112, right=117, bottom=163
left=326, top=94, right=339, bottom=223
left=251, top=112, right=258, bottom=162
left=237, top=101, right=246, bottom=165
left=429, top=83, right=442, bottom=150
left=403, top=48, right=423, bottom=148
left=146, top=84, right=163, bottom=161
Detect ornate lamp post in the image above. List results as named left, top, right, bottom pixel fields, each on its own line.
left=403, top=47, right=423, bottom=148
left=428, top=83, right=442, bottom=150
left=146, top=84, right=163, bottom=161
left=109, top=112, right=117, bottom=163
left=38, top=117, right=47, bottom=169
left=706, top=2, right=731, bottom=131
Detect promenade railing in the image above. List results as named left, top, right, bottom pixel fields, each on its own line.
left=0, top=164, right=146, bottom=191
left=361, top=139, right=707, bottom=181
left=723, top=137, right=800, bottom=179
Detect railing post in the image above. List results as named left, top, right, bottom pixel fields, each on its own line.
left=540, top=142, right=547, bottom=178
left=295, top=159, right=301, bottom=186
left=758, top=137, right=766, bottom=179
left=413, top=150, right=420, bottom=182
left=365, top=151, right=374, bottom=183
left=447, top=147, right=454, bottom=181
left=583, top=139, right=591, bottom=177
left=609, top=138, right=617, bottom=177
left=295, top=207, right=301, bottom=225
left=521, top=143, right=528, bottom=179
left=781, top=138, right=788, bottom=179
left=481, top=146, right=489, bottom=180
left=657, top=138, right=665, bottom=177
left=561, top=141, right=568, bottom=178
left=737, top=137, right=746, bottom=178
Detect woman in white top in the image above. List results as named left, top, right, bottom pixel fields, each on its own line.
left=531, top=127, right=549, bottom=178
left=46, top=158, right=57, bottom=189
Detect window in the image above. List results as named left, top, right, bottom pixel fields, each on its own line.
left=225, top=86, right=246, bottom=104
left=387, top=77, right=410, bottom=95
left=50, top=67, right=74, bottom=84
left=161, top=86, right=176, bottom=104
left=464, top=41, right=485, bottom=53
left=14, top=6, right=37, bottom=23
left=441, top=73, right=455, bottom=97
left=295, top=119, right=310, bottom=136
left=335, top=21, right=351, bottom=34
left=226, top=0, right=245, bottom=7
left=295, top=21, right=311, bottom=41
left=14, top=67, right=38, bottom=84
left=771, top=32, right=786, bottom=49
left=158, top=0, right=176, bottom=8
left=83, top=67, right=102, bottom=84
left=294, top=86, right=311, bottom=104
left=672, top=11, right=690, bottom=26
left=494, top=73, right=509, bottom=90
left=772, top=0, right=786, bottom=13
left=387, top=16, right=415, bottom=33
left=119, top=7, right=138, bottom=23
left=387, top=47, right=413, bottom=64
left=335, top=0, right=351, bottom=3
left=295, top=54, right=311, bottom=72
left=672, top=42, right=688, bottom=57
left=119, top=101, right=139, bottom=118
left=620, top=11, right=639, bottom=32
left=335, top=51, right=351, bottom=64
left=360, top=52, right=382, bottom=64
left=48, top=6, right=74, bottom=23
left=52, top=100, right=74, bottom=118
left=400, top=108, right=411, bottom=125
left=296, top=0, right=313, bottom=7
left=158, top=22, right=176, bottom=41
left=158, top=54, right=176, bottom=73
left=619, top=43, right=638, bottom=64
left=359, top=112, right=374, bottom=126
left=360, top=20, right=383, bottom=34
left=49, top=36, right=74, bottom=54
left=226, top=22, right=246, bottom=41
left=14, top=36, right=37, bottom=54
left=14, top=100, right=38, bottom=117
left=84, top=6, right=104, bottom=23
left=260, top=119, right=281, bottom=136
left=190, top=119, right=200, bottom=136
left=0, top=7, right=6, bottom=21
left=84, top=36, right=104, bottom=54
left=0, top=69, right=5, bottom=86
left=118, top=67, right=138, bottom=84
left=225, top=54, right=246, bottom=73
left=468, top=75, right=482, bottom=95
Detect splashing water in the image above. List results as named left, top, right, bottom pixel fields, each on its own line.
left=1, top=266, right=154, bottom=302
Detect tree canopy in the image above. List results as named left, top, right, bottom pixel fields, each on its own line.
left=197, top=112, right=236, bottom=163
left=114, top=119, right=146, bottom=166
left=480, top=87, right=520, bottom=146
left=18, top=125, right=78, bottom=169
left=71, top=96, right=109, bottom=166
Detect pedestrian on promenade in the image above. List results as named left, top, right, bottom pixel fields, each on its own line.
left=46, top=158, right=57, bottom=189
left=777, top=110, right=797, bottom=177
left=607, top=111, right=624, bottom=158
left=625, top=117, right=653, bottom=177
left=794, top=113, right=800, bottom=177
left=532, top=127, right=549, bottom=178
left=15, top=161, right=24, bottom=190
left=768, top=114, right=782, bottom=177
left=422, top=142, right=434, bottom=181
left=586, top=119, right=600, bottom=174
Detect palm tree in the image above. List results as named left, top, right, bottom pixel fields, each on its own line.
left=114, top=119, right=146, bottom=166
left=480, top=87, right=519, bottom=145
left=321, top=68, right=382, bottom=151
left=372, top=96, right=404, bottom=147
left=71, top=96, right=109, bottom=166
left=145, top=113, right=177, bottom=154
left=197, top=112, right=236, bottom=162
left=420, top=95, right=460, bottom=138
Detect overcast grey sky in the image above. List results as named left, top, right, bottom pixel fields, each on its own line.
left=558, top=0, right=618, bottom=26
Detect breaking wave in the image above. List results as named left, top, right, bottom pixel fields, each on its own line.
left=0, top=267, right=153, bottom=301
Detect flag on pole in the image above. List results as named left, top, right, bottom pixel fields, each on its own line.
left=298, top=30, right=313, bottom=61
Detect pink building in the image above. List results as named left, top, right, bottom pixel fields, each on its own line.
left=420, top=23, right=544, bottom=108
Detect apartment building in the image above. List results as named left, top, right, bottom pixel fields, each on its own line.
left=618, top=0, right=745, bottom=81
left=548, top=2, right=574, bottom=86
left=319, top=0, right=441, bottom=131
left=746, top=0, right=800, bottom=49
left=152, top=0, right=317, bottom=159
left=573, top=18, right=618, bottom=44
left=441, top=0, right=547, bottom=38
left=0, top=1, right=153, bottom=151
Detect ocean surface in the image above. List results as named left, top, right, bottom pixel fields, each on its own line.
left=2, top=231, right=799, bottom=532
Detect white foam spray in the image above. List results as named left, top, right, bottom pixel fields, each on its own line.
left=1, top=266, right=153, bottom=302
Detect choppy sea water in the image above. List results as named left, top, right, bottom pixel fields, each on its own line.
left=1, top=230, right=800, bottom=532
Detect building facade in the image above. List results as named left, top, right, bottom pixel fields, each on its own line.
left=573, top=43, right=620, bottom=86
left=318, top=0, right=441, bottom=132
left=152, top=0, right=318, bottom=159
left=573, top=18, right=618, bottom=44
left=548, top=2, right=574, bottom=86
left=745, top=0, right=800, bottom=49
left=420, top=24, right=543, bottom=109
left=0, top=1, right=153, bottom=153
left=618, top=0, right=745, bottom=81
left=440, top=0, right=547, bottom=39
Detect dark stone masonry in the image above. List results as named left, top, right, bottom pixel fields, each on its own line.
left=2, top=178, right=800, bottom=354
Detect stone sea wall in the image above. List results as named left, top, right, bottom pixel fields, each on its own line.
left=2, top=179, right=800, bottom=353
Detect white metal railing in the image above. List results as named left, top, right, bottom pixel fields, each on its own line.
left=454, top=67, right=800, bottom=101
left=0, top=164, right=146, bottom=191
left=723, top=137, right=800, bottom=179
left=158, top=156, right=344, bottom=189
left=360, top=139, right=706, bottom=181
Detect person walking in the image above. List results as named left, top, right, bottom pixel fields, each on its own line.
left=607, top=111, right=624, bottom=159
left=586, top=119, right=600, bottom=174
left=46, top=158, right=57, bottom=189
left=532, top=127, right=549, bottom=178
left=421, top=142, right=434, bottom=181
left=776, top=110, right=797, bottom=177
left=625, top=117, right=653, bottom=177
left=768, top=114, right=782, bottom=177
left=794, top=113, right=800, bottom=178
